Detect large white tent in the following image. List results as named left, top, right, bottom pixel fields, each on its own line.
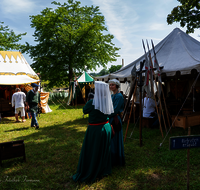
left=95, top=28, right=200, bottom=82
left=0, top=51, right=40, bottom=84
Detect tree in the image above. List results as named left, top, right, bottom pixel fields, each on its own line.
left=26, top=0, right=120, bottom=88
left=108, top=65, right=122, bottom=73
left=99, top=68, right=109, bottom=76
left=0, top=21, right=26, bottom=50
left=167, top=0, right=200, bottom=33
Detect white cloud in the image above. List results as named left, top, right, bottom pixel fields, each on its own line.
left=1, top=0, right=36, bottom=14
left=91, top=0, right=139, bottom=52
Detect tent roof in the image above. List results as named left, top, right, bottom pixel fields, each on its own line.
left=78, top=71, right=93, bottom=82
left=0, top=51, right=39, bottom=85
left=95, top=28, right=200, bottom=81
left=0, top=75, right=40, bottom=85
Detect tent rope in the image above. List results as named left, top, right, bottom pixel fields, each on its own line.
left=159, top=72, right=200, bottom=148
left=127, top=116, right=140, bottom=139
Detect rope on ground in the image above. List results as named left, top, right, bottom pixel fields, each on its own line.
left=159, top=72, right=200, bottom=148
left=127, top=116, right=140, bottom=139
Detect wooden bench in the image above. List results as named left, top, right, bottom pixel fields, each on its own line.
left=0, top=140, right=26, bottom=166
left=171, top=112, right=200, bottom=130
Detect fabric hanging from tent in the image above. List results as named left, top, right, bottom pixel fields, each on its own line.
left=24, top=85, right=52, bottom=113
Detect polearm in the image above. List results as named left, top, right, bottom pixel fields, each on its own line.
left=138, top=60, right=145, bottom=146
left=147, top=40, right=167, bottom=133
left=124, top=79, right=138, bottom=142
left=145, top=40, right=164, bottom=137
left=122, top=66, right=137, bottom=122
left=142, top=40, right=151, bottom=98
left=151, top=40, right=171, bottom=129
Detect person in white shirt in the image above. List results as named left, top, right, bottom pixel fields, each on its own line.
left=143, top=96, right=157, bottom=118
left=12, top=88, right=26, bottom=122
left=143, top=92, right=159, bottom=127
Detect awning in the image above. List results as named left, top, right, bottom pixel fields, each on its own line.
left=0, top=75, right=40, bottom=85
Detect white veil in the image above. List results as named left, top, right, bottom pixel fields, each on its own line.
left=92, top=81, right=114, bottom=115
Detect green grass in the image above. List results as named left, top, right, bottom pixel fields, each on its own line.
left=0, top=103, right=200, bottom=190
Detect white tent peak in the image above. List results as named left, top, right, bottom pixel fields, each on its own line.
left=95, top=28, right=200, bottom=81
left=0, top=51, right=40, bottom=85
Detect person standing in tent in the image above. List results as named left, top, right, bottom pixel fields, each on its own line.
left=12, top=88, right=26, bottom=122
left=73, top=81, right=114, bottom=183
left=108, top=79, right=125, bottom=166
left=26, top=83, right=41, bottom=129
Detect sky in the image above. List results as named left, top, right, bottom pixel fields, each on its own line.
left=1, top=0, right=200, bottom=72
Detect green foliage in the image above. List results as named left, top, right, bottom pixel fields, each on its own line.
left=167, top=0, right=200, bottom=33
left=99, top=68, right=109, bottom=76
left=26, top=0, right=120, bottom=88
left=0, top=21, right=26, bottom=51
left=108, top=64, right=122, bottom=73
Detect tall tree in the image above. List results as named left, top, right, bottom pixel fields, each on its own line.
left=0, top=21, right=26, bottom=50
left=167, top=0, right=200, bottom=33
left=99, top=68, right=109, bottom=76
left=26, top=0, right=120, bottom=87
left=108, top=65, right=122, bottom=73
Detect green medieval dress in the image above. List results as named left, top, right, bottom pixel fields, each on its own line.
left=72, top=99, right=112, bottom=183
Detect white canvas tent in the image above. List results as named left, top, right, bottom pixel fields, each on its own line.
left=95, top=28, right=200, bottom=82
left=0, top=51, right=52, bottom=114
left=0, top=51, right=40, bottom=84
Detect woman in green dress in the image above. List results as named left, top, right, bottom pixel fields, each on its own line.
left=109, top=79, right=125, bottom=166
left=73, top=81, right=114, bottom=183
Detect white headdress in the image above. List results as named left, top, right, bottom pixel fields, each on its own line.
left=108, top=79, right=120, bottom=87
left=92, top=81, right=114, bottom=114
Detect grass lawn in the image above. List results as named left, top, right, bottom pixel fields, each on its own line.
left=0, top=103, right=200, bottom=190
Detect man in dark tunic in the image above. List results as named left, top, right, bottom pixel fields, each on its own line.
left=26, top=83, right=41, bottom=129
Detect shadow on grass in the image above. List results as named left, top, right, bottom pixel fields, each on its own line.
left=1, top=117, right=200, bottom=189
left=0, top=119, right=87, bottom=189
left=48, top=101, right=84, bottom=110
left=4, top=127, right=29, bottom=132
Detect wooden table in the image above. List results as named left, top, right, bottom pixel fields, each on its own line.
left=171, top=112, right=200, bottom=129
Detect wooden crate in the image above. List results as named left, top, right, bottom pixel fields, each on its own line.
left=187, top=114, right=200, bottom=127
left=0, top=140, right=26, bottom=166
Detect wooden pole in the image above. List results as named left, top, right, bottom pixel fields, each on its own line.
left=187, top=127, right=191, bottom=190
left=148, top=75, right=163, bottom=137
left=122, top=78, right=137, bottom=122
left=124, top=81, right=137, bottom=142
left=139, top=83, right=143, bottom=146
left=160, top=83, right=171, bottom=129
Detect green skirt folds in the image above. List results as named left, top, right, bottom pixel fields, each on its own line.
left=73, top=123, right=112, bottom=183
